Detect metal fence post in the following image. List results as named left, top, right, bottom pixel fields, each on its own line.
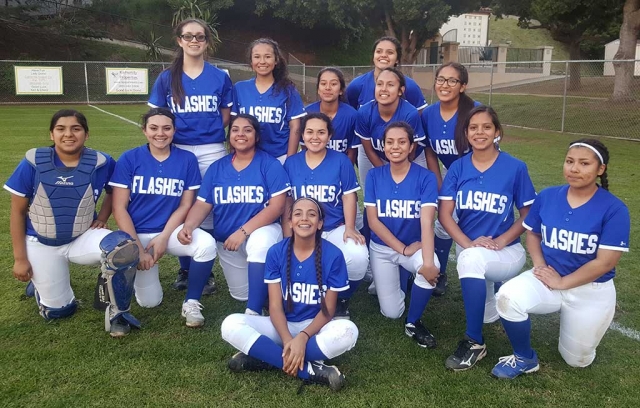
left=430, top=65, right=437, bottom=104
left=302, top=63, right=306, bottom=96
left=352, top=66, right=355, bottom=81
left=84, top=63, right=90, bottom=104
left=489, top=63, right=494, bottom=107
left=561, top=61, right=569, bottom=133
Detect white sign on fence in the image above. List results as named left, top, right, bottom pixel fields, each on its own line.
left=14, top=66, right=63, bottom=95
left=105, top=68, right=148, bottom=95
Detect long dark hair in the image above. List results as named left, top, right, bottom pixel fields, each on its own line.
left=141, top=107, right=175, bottom=129
left=247, top=38, right=294, bottom=99
left=49, top=109, right=88, bottom=133
left=301, top=112, right=334, bottom=139
left=457, top=106, right=503, bottom=155
left=568, top=138, right=610, bottom=190
left=285, top=197, right=329, bottom=317
left=435, top=62, right=475, bottom=154
left=373, top=36, right=402, bottom=67
left=376, top=67, right=407, bottom=100
left=228, top=113, right=261, bottom=146
left=169, top=18, right=215, bottom=108
left=316, top=67, right=347, bottom=103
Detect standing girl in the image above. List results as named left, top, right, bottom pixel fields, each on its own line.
left=364, top=122, right=440, bottom=348
left=438, top=106, right=536, bottom=371
left=109, top=108, right=217, bottom=328
left=284, top=113, right=368, bottom=319
left=148, top=18, right=232, bottom=294
left=221, top=197, right=359, bottom=391
left=420, top=62, right=479, bottom=296
left=232, top=38, right=306, bottom=163
left=491, top=139, right=629, bottom=379
left=178, top=114, right=289, bottom=315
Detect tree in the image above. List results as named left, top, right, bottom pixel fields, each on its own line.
left=493, top=0, right=623, bottom=90
left=168, top=0, right=227, bottom=50
left=612, top=0, right=640, bottom=101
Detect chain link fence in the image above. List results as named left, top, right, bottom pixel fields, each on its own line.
left=1, top=59, right=639, bottom=140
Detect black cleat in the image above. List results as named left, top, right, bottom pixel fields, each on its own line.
left=306, top=361, right=346, bottom=392
left=405, top=319, right=437, bottom=349
left=172, top=268, right=189, bottom=291
left=334, top=299, right=351, bottom=320
left=228, top=352, right=272, bottom=372
left=109, top=316, right=131, bottom=339
left=432, top=273, right=448, bottom=297
left=445, top=336, right=487, bottom=371
left=201, top=272, right=217, bottom=296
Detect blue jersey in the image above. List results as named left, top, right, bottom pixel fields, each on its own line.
left=420, top=101, right=481, bottom=170
left=355, top=99, right=425, bottom=162
left=198, top=150, right=291, bottom=242
left=364, top=163, right=438, bottom=246
left=148, top=62, right=233, bottom=146
left=346, top=70, right=428, bottom=110
left=231, top=78, right=306, bottom=157
left=109, top=145, right=201, bottom=234
left=304, top=101, right=360, bottom=150
left=284, top=149, right=360, bottom=231
left=264, top=237, right=349, bottom=322
left=523, top=185, right=630, bottom=282
left=4, top=148, right=115, bottom=238
left=439, top=152, right=537, bottom=247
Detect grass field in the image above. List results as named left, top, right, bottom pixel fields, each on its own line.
left=0, top=104, right=639, bottom=407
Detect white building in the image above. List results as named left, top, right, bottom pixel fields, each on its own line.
left=603, top=39, right=640, bottom=76
left=439, top=12, right=491, bottom=46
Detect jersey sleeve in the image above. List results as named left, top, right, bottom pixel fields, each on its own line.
left=407, top=109, right=426, bottom=144
left=221, top=72, right=234, bottom=109
left=197, top=164, right=216, bottom=204
left=3, top=159, right=35, bottom=198
left=420, top=171, right=438, bottom=207
left=185, top=153, right=202, bottom=190
left=264, top=244, right=283, bottom=284
left=522, top=190, right=544, bottom=233
left=340, top=155, right=360, bottom=195
left=363, top=170, right=377, bottom=207
left=148, top=71, right=169, bottom=108
left=346, top=78, right=362, bottom=109
left=347, top=112, right=361, bottom=148
left=108, top=152, right=133, bottom=189
left=230, top=85, right=239, bottom=116
left=405, top=78, right=428, bottom=110
left=286, top=87, right=306, bottom=121
left=599, top=202, right=630, bottom=252
left=326, top=245, right=350, bottom=292
left=355, top=108, right=370, bottom=140
left=265, top=160, right=292, bottom=198
left=514, top=161, right=536, bottom=209
left=438, top=162, right=459, bottom=201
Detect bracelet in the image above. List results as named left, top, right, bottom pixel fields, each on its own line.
left=402, top=245, right=407, bottom=256
left=300, top=330, right=310, bottom=339
left=239, top=227, right=250, bottom=238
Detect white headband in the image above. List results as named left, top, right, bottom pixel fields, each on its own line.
left=569, top=143, right=604, bottom=164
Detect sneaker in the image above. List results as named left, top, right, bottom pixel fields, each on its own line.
left=228, top=352, right=272, bottom=372
left=172, top=268, right=189, bottom=291
left=201, top=272, right=217, bottom=296
left=433, top=274, right=448, bottom=297
left=109, top=316, right=131, bottom=338
left=334, top=299, right=351, bottom=320
left=306, top=361, right=345, bottom=392
left=491, top=352, right=540, bottom=379
left=405, top=320, right=437, bottom=349
left=445, top=336, right=487, bottom=371
left=181, top=299, right=205, bottom=328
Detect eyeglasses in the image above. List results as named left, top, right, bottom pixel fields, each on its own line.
left=179, top=34, right=207, bottom=42
left=435, top=76, right=462, bottom=86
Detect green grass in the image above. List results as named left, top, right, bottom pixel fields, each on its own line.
left=1, top=105, right=639, bottom=407
left=488, top=16, right=570, bottom=61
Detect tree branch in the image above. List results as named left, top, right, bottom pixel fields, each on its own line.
left=384, top=8, right=396, bottom=38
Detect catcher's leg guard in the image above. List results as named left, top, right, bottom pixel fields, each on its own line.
left=99, top=231, right=141, bottom=332
left=35, top=289, right=77, bottom=320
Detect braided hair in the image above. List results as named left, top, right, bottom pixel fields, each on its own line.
left=285, top=197, right=329, bottom=317
left=568, top=138, right=610, bottom=190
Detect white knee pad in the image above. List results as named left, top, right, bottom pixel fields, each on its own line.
left=190, top=229, right=217, bottom=262
left=496, top=287, right=528, bottom=322
left=456, top=247, right=489, bottom=280
left=246, top=225, right=282, bottom=263
left=135, top=289, right=163, bottom=308
left=344, top=241, right=369, bottom=281
left=558, top=338, right=596, bottom=368
left=220, top=313, right=261, bottom=354
left=380, top=298, right=405, bottom=320
left=316, top=320, right=359, bottom=359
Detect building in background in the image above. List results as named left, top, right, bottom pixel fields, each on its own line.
left=439, top=11, right=491, bottom=47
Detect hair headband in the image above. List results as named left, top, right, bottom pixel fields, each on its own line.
left=293, top=197, right=323, bottom=219
left=569, top=143, right=604, bottom=164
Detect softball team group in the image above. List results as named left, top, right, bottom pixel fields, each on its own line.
left=6, top=18, right=630, bottom=391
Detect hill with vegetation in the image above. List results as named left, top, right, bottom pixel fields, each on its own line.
left=488, top=16, right=571, bottom=61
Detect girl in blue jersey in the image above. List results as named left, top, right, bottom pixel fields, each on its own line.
left=221, top=197, right=358, bottom=392
left=491, top=139, right=630, bottom=379
left=178, top=114, right=289, bottom=315
left=305, top=67, right=359, bottom=164
left=232, top=38, right=306, bottom=163
left=364, top=121, right=440, bottom=348
left=109, top=108, right=216, bottom=328
left=284, top=113, right=368, bottom=319
left=148, top=18, right=232, bottom=295
left=421, top=62, right=479, bottom=297
left=5, top=109, right=116, bottom=332
left=346, top=36, right=427, bottom=111
left=438, top=106, right=536, bottom=371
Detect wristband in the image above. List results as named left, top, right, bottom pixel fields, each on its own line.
left=300, top=330, right=310, bottom=339
left=240, top=227, right=250, bottom=238
left=402, top=245, right=407, bottom=256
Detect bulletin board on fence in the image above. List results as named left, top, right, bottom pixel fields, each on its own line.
left=105, top=68, right=149, bottom=95
left=14, top=66, right=63, bottom=95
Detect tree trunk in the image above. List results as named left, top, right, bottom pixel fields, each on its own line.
left=612, top=0, right=640, bottom=101
left=568, top=41, right=582, bottom=91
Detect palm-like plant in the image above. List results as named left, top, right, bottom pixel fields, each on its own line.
left=169, top=0, right=221, bottom=52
